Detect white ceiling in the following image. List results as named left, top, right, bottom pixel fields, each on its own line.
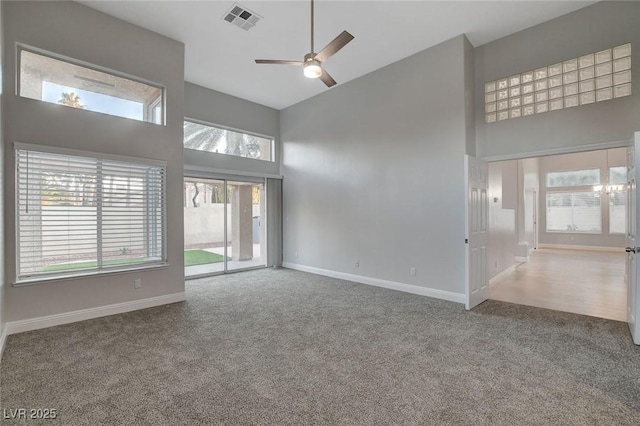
left=79, top=1, right=597, bottom=110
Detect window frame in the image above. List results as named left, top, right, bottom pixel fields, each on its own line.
left=13, top=142, right=168, bottom=285
left=545, top=168, right=601, bottom=188
left=608, top=166, right=628, bottom=235
left=183, top=118, right=275, bottom=162
left=545, top=189, right=603, bottom=234
left=544, top=164, right=629, bottom=236
left=545, top=168, right=603, bottom=235
left=17, top=43, right=167, bottom=126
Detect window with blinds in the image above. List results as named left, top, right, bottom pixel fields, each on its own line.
left=546, top=191, right=602, bottom=233
left=545, top=168, right=602, bottom=234
left=16, top=146, right=166, bottom=282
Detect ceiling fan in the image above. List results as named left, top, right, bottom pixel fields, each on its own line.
left=255, top=0, right=354, bottom=87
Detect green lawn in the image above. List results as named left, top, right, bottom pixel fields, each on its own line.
left=184, top=249, right=225, bottom=266
left=42, top=249, right=224, bottom=271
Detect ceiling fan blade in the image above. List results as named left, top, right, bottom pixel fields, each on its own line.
left=319, top=69, right=337, bottom=88
left=314, top=31, right=354, bottom=63
left=255, top=60, right=304, bottom=65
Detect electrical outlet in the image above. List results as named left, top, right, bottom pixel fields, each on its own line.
left=134, top=278, right=142, bottom=289
left=295, top=251, right=299, bottom=258
left=355, top=260, right=359, bottom=267
left=410, top=267, right=416, bottom=276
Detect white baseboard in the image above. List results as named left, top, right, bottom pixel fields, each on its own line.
left=282, top=262, right=465, bottom=304
left=537, top=243, right=624, bottom=253
left=0, top=327, right=7, bottom=360
left=514, top=256, right=529, bottom=263
left=4, top=292, right=186, bottom=337
left=489, top=264, right=516, bottom=287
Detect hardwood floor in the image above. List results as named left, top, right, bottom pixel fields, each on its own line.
left=489, top=248, right=627, bottom=322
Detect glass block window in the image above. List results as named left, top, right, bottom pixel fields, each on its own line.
left=484, top=43, right=631, bottom=123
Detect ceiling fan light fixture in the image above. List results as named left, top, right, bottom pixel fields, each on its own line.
left=303, top=59, right=322, bottom=79
left=254, top=0, right=354, bottom=87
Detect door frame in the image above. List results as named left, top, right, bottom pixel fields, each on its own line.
left=183, top=174, right=268, bottom=280
left=474, top=137, right=636, bottom=342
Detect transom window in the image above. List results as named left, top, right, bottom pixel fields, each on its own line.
left=183, top=120, right=274, bottom=162
left=546, top=168, right=600, bottom=187
left=19, top=46, right=164, bottom=124
left=16, top=145, right=167, bottom=282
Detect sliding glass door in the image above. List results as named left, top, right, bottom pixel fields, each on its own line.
left=184, top=178, right=227, bottom=276
left=184, top=177, right=266, bottom=278
left=227, top=181, right=266, bottom=271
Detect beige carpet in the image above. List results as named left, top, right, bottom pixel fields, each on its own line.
left=1, top=268, right=639, bottom=425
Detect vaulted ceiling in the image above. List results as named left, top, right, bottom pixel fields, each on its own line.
left=80, top=1, right=597, bottom=110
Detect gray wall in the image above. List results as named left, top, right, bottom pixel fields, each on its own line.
left=281, top=35, right=472, bottom=295
left=464, top=36, right=476, bottom=157
left=183, top=82, right=280, bottom=177
left=475, top=1, right=640, bottom=159
left=3, top=1, right=185, bottom=322
left=539, top=148, right=626, bottom=248
left=488, top=161, right=517, bottom=279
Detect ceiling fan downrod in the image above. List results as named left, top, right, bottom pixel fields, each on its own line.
left=254, top=0, right=354, bottom=87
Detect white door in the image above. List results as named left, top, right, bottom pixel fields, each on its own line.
left=626, top=133, right=640, bottom=344
left=465, top=155, right=489, bottom=310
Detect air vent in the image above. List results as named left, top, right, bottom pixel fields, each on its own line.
left=223, top=3, right=262, bottom=31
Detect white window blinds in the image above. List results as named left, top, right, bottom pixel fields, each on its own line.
left=16, top=146, right=166, bottom=281
left=546, top=192, right=602, bottom=233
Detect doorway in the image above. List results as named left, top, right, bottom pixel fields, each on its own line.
left=486, top=148, right=628, bottom=321
left=183, top=177, right=266, bottom=278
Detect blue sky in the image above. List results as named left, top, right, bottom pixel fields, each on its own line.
left=42, top=82, right=143, bottom=120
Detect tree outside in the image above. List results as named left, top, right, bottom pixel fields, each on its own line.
left=58, top=92, right=84, bottom=109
